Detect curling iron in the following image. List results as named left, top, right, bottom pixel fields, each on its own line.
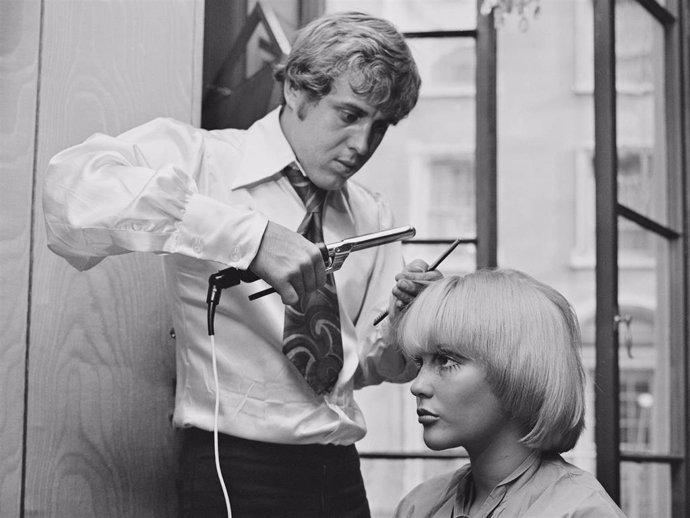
left=206, top=225, right=416, bottom=335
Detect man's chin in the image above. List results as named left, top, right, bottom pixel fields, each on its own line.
left=313, top=175, right=348, bottom=191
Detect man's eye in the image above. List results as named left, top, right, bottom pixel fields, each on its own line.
left=340, top=111, right=358, bottom=123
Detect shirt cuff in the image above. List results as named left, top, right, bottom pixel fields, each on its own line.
left=175, top=192, right=268, bottom=268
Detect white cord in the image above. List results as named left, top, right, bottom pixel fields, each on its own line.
left=211, top=334, right=232, bottom=518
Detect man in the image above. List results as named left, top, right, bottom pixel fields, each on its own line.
left=43, top=11, right=440, bottom=518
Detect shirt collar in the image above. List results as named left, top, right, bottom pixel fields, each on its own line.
left=453, top=452, right=541, bottom=518
left=229, top=106, right=351, bottom=213
left=231, top=106, right=297, bottom=190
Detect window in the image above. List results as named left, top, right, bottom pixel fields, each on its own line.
left=321, top=2, right=489, bottom=516
left=619, top=370, right=653, bottom=450
left=572, top=147, right=656, bottom=268
left=409, top=150, right=475, bottom=235
left=426, top=155, right=475, bottom=235
left=580, top=304, right=666, bottom=516
left=618, top=149, right=656, bottom=254
left=574, top=0, right=655, bottom=94
left=408, top=38, right=476, bottom=96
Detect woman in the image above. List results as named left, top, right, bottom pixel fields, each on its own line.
left=393, top=269, right=626, bottom=517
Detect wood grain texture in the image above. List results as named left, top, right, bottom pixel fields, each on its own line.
left=26, top=1, right=203, bottom=516
left=0, top=2, right=42, bottom=516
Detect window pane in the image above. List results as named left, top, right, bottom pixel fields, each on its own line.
left=351, top=36, right=476, bottom=240
left=615, top=0, right=670, bottom=227
left=572, top=150, right=657, bottom=267
left=407, top=37, right=476, bottom=92
left=619, top=369, right=654, bottom=449
left=621, top=461, right=672, bottom=517
left=618, top=230, right=673, bottom=457
left=325, top=0, right=477, bottom=32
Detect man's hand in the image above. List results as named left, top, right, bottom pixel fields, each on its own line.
left=388, top=259, right=443, bottom=320
left=248, top=221, right=326, bottom=305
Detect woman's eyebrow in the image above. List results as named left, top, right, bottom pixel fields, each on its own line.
left=436, top=345, right=470, bottom=360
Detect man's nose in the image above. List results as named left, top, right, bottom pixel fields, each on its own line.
left=347, top=124, right=371, bottom=156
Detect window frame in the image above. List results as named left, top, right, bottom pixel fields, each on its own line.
left=593, top=0, right=689, bottom=514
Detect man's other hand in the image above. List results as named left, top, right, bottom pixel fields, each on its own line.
left=388, top=259, right=443, bottom=320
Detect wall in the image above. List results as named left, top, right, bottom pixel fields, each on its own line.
left=0, top=1, right=204, bottom=516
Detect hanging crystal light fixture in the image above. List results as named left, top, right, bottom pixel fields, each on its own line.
left=480, top=0, right=541, bottom=30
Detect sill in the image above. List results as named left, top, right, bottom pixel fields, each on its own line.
left=359, top=448, right=469, bottom=460
left=569, top=252, right=656, bottom=270
left=572, top=83, right=654, bottom=96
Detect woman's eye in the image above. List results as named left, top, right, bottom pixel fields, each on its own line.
left=437, top=354, right=460, bottom=369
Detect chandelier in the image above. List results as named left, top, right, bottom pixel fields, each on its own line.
left=480, top=0, right=541, bottom=30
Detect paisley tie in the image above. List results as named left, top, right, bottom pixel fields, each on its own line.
left=282, top=164, right=343, bottom=395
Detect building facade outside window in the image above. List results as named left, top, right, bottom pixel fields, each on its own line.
left=321, top=1, right=667, bottom=516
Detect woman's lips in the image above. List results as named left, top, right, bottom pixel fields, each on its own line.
left=417, top=408, right=440, bottom=425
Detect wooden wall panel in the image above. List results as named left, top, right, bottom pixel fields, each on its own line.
left=0, top=2, right=42, bottom=517
left=26, top=1, right=203, bottom=516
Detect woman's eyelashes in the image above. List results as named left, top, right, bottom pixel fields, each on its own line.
left=412, top=349, right=466, bottom=371
left=434, top=352, right=461, bottom=371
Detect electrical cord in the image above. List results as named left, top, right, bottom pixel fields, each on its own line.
left=206, top=267, right=247, bottom=518
left=210, top=333, right=232, bottom=518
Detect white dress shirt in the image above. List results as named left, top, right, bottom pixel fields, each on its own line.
left=43, top=107, right=416, bottom=445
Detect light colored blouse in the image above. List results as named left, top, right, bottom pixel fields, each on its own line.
left=394, top=453, right=627, bottom=518
left=43, top=108, right=416, bottom=445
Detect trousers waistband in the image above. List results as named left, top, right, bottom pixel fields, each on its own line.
left=182, top=427, right=359, bottom=462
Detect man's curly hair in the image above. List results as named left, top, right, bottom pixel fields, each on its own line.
left=273, top=11, right=421, bottom=125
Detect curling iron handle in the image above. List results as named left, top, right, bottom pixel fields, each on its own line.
left=249, top=226, right=415, bottom=301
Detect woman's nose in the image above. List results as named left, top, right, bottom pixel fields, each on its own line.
left=410, top=365, right=433, bottom=398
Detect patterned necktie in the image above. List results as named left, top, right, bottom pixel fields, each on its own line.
left=282, top=164, right=343, bottom=395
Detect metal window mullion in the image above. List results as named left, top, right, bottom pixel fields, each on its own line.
left=635, top=0, right=676, bottom=26
left=661, top=1, right=689, bottom=515
left=475, top=0, right=497, bottom=269
left=299, top=0, right=325, bottom=26
left=403, top=30, right=477, bottom=38
left=681, top=0, right=690, bottom=514
left=617, top=203, right=682, bottom=239
left=620, top=451, right=685, bottom=463
left=593, top=0, right=621, bottom=503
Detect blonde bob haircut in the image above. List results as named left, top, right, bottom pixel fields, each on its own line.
left=397, top=269, right=586, bottom=453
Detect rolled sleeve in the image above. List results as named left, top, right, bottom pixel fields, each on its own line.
left=43, top=118, right=267, bottom=271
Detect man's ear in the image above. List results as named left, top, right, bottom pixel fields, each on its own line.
left=283, top=80, right=299, bottom=111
